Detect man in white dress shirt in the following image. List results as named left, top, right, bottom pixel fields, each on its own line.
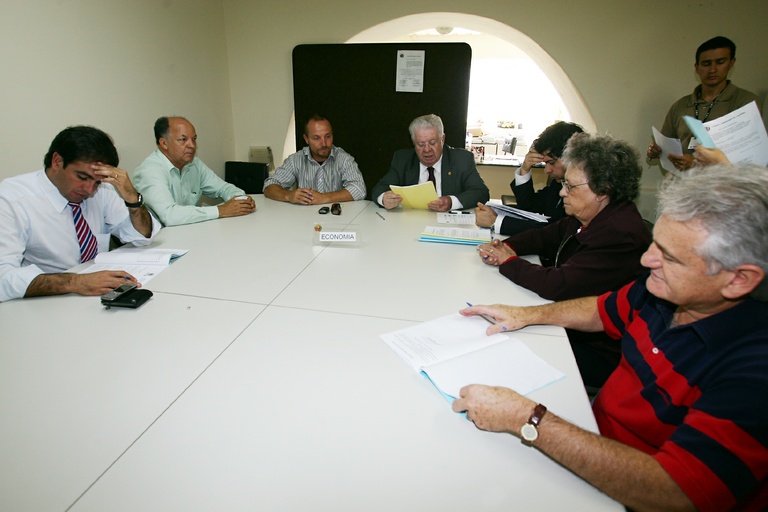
left=0, top=126, right=160, bottom=301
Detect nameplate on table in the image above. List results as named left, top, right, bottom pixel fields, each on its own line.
left=318, top=231, right=358, bottom=243
left=313, top=223, right=362, bottom=246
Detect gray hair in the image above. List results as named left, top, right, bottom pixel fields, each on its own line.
left=657, top=163, right=768, bottom=301
left=560, top=132, right=642, bottom=202
left=409, top=114, right=444, bottom=142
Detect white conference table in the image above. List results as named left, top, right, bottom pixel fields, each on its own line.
left=0, top=196, right=621, bottom=511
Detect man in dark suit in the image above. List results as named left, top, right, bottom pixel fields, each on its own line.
left=371, top=114, right=489, bottom=211
left=475, top=121, right=583, bottom=236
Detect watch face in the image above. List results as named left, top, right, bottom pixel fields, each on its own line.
left=521, top=423, right=538, bottom=442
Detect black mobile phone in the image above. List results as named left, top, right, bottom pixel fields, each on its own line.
left=318, top=206, right=330, bottom=214
left=100, top=283, right=137, bottom=302
left=100, top=283, right=153, bottom=309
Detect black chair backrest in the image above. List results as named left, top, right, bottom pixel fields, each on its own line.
left=225, top=161, right=269, bottom=194
left=502, top=137, right=517, bottom=155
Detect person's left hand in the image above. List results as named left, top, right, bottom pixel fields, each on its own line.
left=218, top=195, right=257, bottom=218
left=477, top=238, right=516, bottom=266
left=452, top=384, right=533, bottom=433
left=694, top=147, right=731, bottom=167
left=460, top=303, right=531, bottom=334
left=428, top=196, right=452, bottom=212
left=305, top=189, right=329, bottom=205
left=668, top=153, right=695, bottom=171
left=93, top=163, right=140, bottom=203
left=475, top=202, right=497, bottom=228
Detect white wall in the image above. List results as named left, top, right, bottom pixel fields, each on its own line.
left=2, top=0, right=767, bottom=218
left=1, top=0, right=233, bottom=178
left=221, top=0, right=767, bottom=218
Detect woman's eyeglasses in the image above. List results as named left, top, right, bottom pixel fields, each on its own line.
left=561, top=181, right=589, bottom=194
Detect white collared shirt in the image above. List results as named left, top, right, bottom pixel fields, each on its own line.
left=0, top=170, right=161, bottom=301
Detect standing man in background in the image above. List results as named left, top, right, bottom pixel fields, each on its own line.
left=647, top=36, right=759, bottom=172
left=133, top=116, right=256, bottom=226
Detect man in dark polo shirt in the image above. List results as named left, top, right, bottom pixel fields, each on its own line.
left=454, top=163, right=768, bottom=511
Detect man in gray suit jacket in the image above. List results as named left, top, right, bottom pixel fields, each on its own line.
left=371, top=114, right=489, bottom=211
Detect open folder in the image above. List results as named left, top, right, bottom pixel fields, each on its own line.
left=380, top=313, right=565, bottom=404
left=390, top=182, right=438, bottom=209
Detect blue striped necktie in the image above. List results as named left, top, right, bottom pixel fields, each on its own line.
left=68, top=202, right=98, bottom=263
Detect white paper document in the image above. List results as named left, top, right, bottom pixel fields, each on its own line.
left=652, top=126, right=685, bottom=175
left=395, top=50, right=425, bottom=93
left=486, top=201, right=548, bottom=223
left=698, top=101, right=768, bottom=166
left=381, top=313, right=565, bottom=401
left=437, top=212, right=477, bottom=225
left=80, top=246, right=189, bottom=285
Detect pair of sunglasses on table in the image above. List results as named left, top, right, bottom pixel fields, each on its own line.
left=318, top=203, right=342, bottom=215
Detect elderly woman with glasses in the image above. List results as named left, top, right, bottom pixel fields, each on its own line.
left=477, top=132, right=651, bottom=388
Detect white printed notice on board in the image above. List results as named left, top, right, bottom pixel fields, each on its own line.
left=396, top=50, right=425, bottom=93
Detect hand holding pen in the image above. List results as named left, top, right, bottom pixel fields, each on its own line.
left=465, top=302, right=498, bottom=326
left=462, top=303, right=530, bottom=335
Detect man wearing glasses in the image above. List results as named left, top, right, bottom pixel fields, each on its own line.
left=371, top=114, right=489, bottom=212
left=133, top=116, right=256, bottom=226
left=458, top=164, right=768, bottom=511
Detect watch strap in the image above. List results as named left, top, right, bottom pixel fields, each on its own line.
left=124, top=193, right=143, bottom=208
left=529, top=403, right=547, bottom=428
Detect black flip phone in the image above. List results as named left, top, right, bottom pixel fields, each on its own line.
left=101, top=283, right=152, bottom=309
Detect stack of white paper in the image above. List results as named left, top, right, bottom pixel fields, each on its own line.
left=486, top=201, right=548, bottom=223
left=419, top=226, right=491, bottom=245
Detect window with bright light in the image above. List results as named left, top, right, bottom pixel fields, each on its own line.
left=404, top=27, right=570, bottom=158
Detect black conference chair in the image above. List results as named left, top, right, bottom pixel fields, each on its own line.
left=225, top=161, right=269, bottom=194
